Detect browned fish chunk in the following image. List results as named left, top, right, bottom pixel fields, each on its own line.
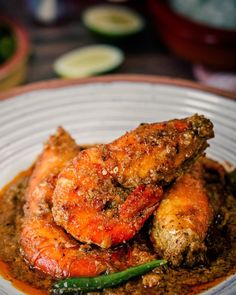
left=52, top=114, right=214, bottom=248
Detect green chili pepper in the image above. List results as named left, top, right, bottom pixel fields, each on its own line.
left=51, top=259, right=167, bottom=294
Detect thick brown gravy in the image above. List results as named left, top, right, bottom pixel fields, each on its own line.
left=1, top=167, right=236, bottom=295
left=0, top=169, right=51, bottom=295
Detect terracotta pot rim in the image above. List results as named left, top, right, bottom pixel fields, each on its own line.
left=148, top=0, right=236, bottom=44
left=0, top=15, right=30, bottom=79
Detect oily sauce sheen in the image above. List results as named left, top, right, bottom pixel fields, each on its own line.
left=0, top=165, right=236, bottom=295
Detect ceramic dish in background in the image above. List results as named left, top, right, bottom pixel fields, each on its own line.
left=0, top=15, right=29, bottom=91
left=147, top=0, right=236, bottom=70
left=0, top=75, right=236, bottom=295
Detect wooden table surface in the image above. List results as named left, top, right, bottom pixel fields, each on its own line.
left=1, top=0, right=194, bottom=84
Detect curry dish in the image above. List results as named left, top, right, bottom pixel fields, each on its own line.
left=0, top=114, right=236, bottom=294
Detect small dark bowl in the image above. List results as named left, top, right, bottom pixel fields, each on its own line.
left=147, top=0, right=236, bottom=70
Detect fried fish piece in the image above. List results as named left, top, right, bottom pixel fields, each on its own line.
left=52, top=114, right=214, bottom=248
left=150, top=157, right=226, bottom=267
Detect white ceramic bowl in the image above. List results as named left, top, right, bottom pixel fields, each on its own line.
left=0, top=75, right=235, bottom=295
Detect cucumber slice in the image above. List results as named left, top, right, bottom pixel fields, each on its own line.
left=82, top=5, right=145, bottom=38
left=53, top=45, right=124, bottom=78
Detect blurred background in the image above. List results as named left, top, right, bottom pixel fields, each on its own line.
left=0, top=0, right=236, bottom=92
